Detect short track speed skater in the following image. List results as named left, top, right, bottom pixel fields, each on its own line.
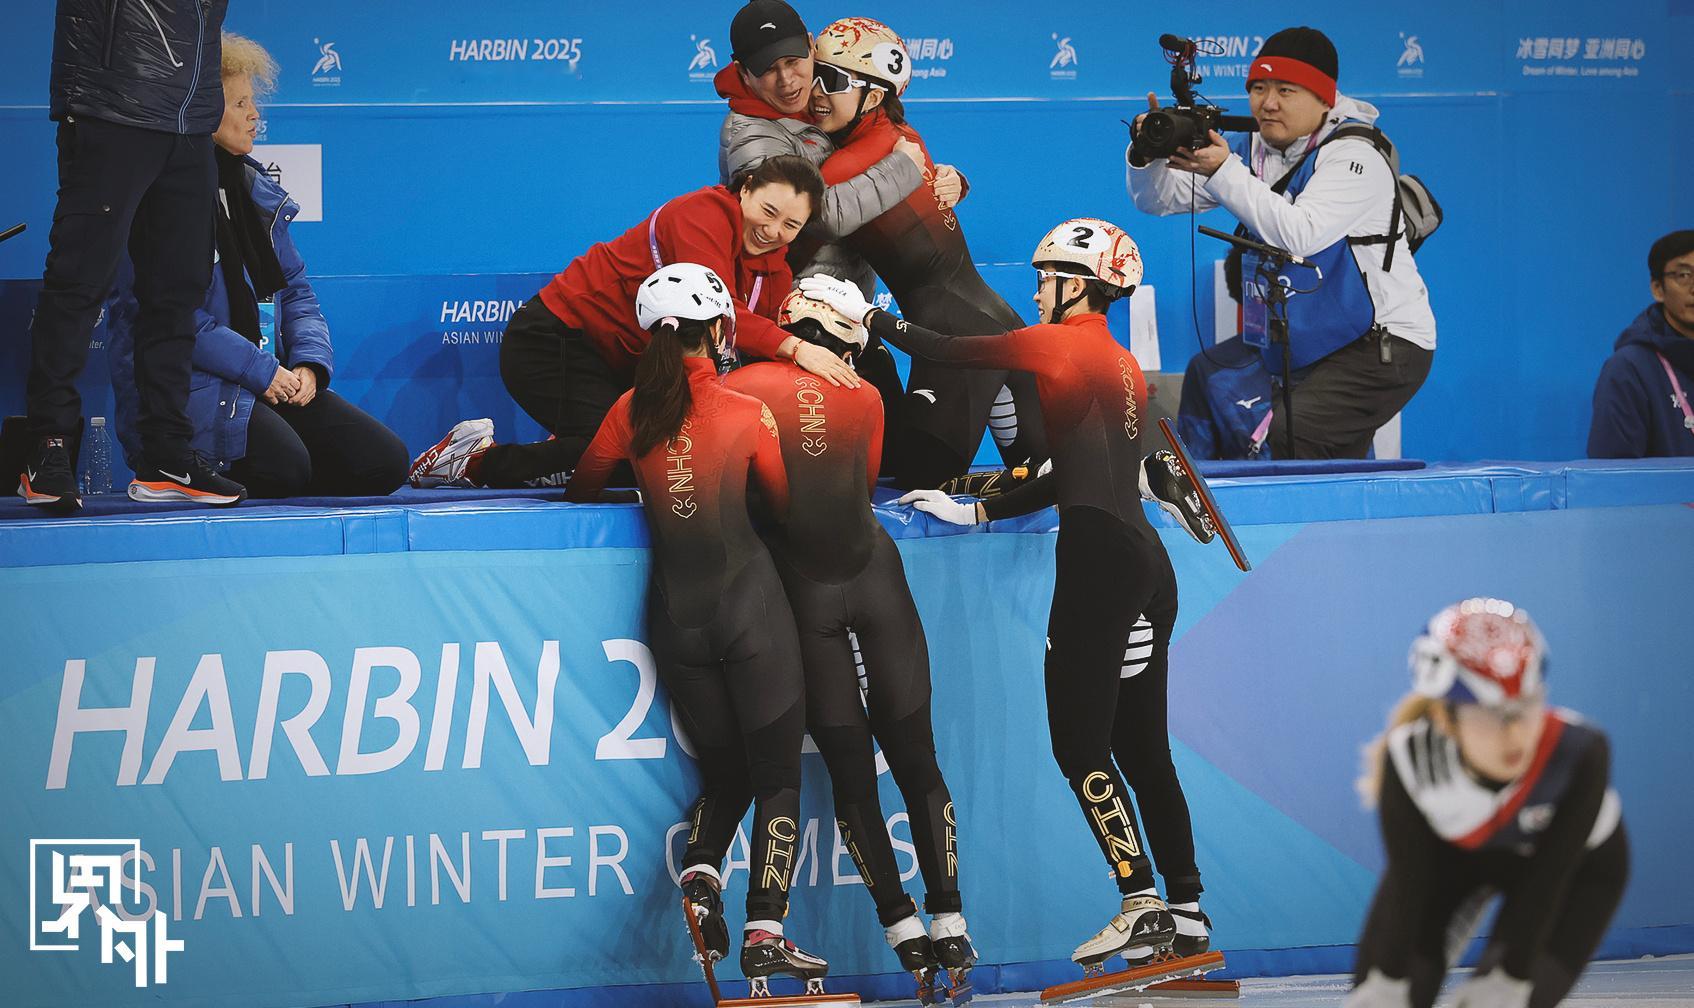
left=682, top=895, right=860, bottom=1007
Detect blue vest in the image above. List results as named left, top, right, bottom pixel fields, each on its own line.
left=1227, top=128, right=1377, bottom=375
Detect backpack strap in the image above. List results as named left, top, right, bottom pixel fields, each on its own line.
left=1322, top=124, right=1406, bottom=270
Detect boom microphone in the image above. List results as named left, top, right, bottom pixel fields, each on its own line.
left=1158, top=34, right=1196, bottom=55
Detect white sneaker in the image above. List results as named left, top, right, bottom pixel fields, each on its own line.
left=409, top=419, right=494, bottom=488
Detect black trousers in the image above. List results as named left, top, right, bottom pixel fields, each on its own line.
left=1045, top=506, right=1202, bottom=903
left=773, top=531, right=962, bottom=925
left=885, top=279, right=1050, bottom=489
left=476, top=297, right=628, bottom=488
left=1353, top=826, right=1629, bottom=1008
left=27, top=117, right=215, bottom=465
left=1268, top=330, right=1434, bottom=460
left=655, top=554, right=807, bottom=924
left=230, top=390, right=410, bottom=499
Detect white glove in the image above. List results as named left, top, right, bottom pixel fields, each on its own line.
left=1341, top=970, right=1411, bottom=1008
left=1452, top=970, right=1532, bottom=1008
left=797, top=275, right=875, bottom=326
left=896, top=489, right=980, bottom=526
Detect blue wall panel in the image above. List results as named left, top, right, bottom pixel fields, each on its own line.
left=0, top=2, right=1690, bottom=462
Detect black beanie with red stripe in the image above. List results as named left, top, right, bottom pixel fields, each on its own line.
left=1247, top=27, right=1338, bottom=107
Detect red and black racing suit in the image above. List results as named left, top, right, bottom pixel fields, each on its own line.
left=726, top=360, right=964, bottom=926
left=868, top=308, right=1203, bottom=904
left=822, top=109, right=1050, bottom=487
left=568, top=357, right=804, bottom=923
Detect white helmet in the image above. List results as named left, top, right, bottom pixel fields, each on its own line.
left=814, top=17, right=912, bottom=96
left=635, top=263, right=736, bottom=331
left=1031, top=218, right=1144, bottom=292
left=778, top=287, right=868, bottom=355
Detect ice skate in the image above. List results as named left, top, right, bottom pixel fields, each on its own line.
left=1153, top=418, right=1253, bottom=571
left=1141, top=448, right=1218, bottom=544
left=740, top=928, right=830, bottom=998
left=929, top=912, right=977, bottom=1005
left=886, top=916, right=941, bottom=1005
left=1072, top=894, right=1176, bottom=973
left=680, top=867, right=728, bottom=963
left=409, top=418, right=493, bottom=487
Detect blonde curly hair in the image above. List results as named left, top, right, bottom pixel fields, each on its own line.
left=221, top=32, right=279, bottom=95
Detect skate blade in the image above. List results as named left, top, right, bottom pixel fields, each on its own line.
left=1039, top=950, right=1225, bottom=1004
left=716, top=994, right=859, bottom=1007
left=1157, top=418, right=1251, bottom=572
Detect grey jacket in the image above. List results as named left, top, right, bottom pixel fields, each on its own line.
left=719, top=111, right=921, bottom=296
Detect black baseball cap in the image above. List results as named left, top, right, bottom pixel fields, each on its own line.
left=731, top=0, right=811, bottom=76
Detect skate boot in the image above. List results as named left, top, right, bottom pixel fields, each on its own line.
left=678, top=866, right=728, bottom=963
left=887, top=915, right=941, bottom=1005
left=929, top=912, right=977, bottom=1005
left=1072, top=894, right=1176, bottom=976
left=1170, top=905, right=1212, bottom=958
left=741, top=927, right=830, bottom=997
left=1140, top=449, right=1217, bottom=545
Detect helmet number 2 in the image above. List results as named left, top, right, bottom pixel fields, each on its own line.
left=1069, top=225, right=1096, bottom=248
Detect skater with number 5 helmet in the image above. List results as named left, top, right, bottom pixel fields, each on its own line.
left=726, top=290, right=975, bottom=1003
left=798, top=219, right=1218, bottom=979
left=565, top=263, right=831, bottom=997
left=1346, top=599, right=1628, bottom=1008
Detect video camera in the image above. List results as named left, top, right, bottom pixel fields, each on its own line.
left=1127, top=34, right=1258, bottom=167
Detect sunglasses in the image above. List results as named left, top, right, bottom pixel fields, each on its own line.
left=814, top=62, right=883, bottom=96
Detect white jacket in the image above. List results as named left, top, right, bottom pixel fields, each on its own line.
left=1127, top=94, right=1436, bottom=351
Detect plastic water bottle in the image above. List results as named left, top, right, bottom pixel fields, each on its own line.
left=80, top=416, right=113, bottom=496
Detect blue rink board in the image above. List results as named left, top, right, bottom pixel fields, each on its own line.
left=2, top=460, right=1692, bottom=569
left=2, top=462, right=1692, bottom=1008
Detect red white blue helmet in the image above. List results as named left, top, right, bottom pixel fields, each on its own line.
left=1409, top=598, right=1548, bottom=708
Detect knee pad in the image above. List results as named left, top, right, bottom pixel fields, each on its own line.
left=742, top=718, right=802, bottom=801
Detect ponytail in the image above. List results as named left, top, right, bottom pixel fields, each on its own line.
left=1356, top=692, right=1443, bottom=808
left=630, top=318, right=714, bottom=457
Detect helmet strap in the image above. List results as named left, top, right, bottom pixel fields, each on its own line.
left=1047, top=277, right=1090, bottom=324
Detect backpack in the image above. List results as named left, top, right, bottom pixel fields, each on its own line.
left=1270, top=123, right=1443, bottom=271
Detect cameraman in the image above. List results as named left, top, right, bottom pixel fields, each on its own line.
left=1127, top=28, right=1435, bottom=460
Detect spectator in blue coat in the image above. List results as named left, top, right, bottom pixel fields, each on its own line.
left=108, top=34, right=408, bottom=498
left=1588, top=230, right=1694, bottom=459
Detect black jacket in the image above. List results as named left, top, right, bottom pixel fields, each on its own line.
left=50, top=0, right=228, bottom=134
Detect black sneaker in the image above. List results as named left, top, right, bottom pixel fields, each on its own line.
left=18, top=435, right=82, bottom=513
left=129, top=455, right=246, bottom=506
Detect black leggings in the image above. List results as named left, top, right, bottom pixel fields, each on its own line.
left=476, top=297, right=628, bottom=488
left=231, top=390, right=410, bottom=498
left=773, top=532, right=961, bottom=925
left=1044, top=506, right=1202, bottom=903
left=653, top=553, right=807, bottom=923
left=886, top=280, right=1050, bottom=488
left=1353, top=827, right=1630, bottom=1008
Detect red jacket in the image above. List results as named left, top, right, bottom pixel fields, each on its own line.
left=538, top=185, right=792, bottom=374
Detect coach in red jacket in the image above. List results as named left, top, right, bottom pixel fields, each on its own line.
left=412, top=154, right=858, bottom=489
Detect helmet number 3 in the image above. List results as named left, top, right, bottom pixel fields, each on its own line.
left=885, top=49, right=905, bottom=76
left=1069, top=225, right=1096, bottom=248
